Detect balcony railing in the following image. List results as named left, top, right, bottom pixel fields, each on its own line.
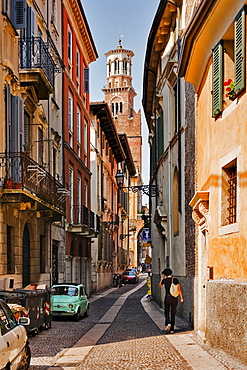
left=0, top=152, right=65, bottom=212
left=19, top=37, right=55, bottom=89
left=69, top=205, right=100, bottom=233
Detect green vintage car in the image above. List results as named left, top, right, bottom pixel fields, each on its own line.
left=51, top=283, right=89, bottom=321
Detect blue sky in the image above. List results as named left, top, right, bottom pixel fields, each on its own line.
left=81, top=0, right=160, bottom=190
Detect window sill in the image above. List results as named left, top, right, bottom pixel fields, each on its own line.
left=219, top=222, right=239, bottom=235
left=221, top=97, right=239, bottom=120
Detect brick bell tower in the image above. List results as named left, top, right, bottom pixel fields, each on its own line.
left=102, top=39, right=142, bottom=176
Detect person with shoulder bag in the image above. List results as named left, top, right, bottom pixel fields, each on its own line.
left=158, top=268, right=183, bottom=333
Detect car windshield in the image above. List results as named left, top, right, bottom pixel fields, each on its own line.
left=53, top=286, right=78, bottom=296
left=124, top=271, right=135, bottom=276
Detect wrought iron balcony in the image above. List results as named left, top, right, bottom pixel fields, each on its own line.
left=19, top=37, right=56, bottom=99
left=67, top=205, right=100, bottom=236
left=0, top=152, right=65, bottom=214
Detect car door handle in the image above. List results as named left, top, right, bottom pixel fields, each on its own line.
left=6, top=342, right=10, bottom=347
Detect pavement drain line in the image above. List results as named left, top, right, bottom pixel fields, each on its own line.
left=54, top=279, right=147, bottom=369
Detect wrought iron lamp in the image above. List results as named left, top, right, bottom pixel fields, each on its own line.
left=115, top=170, right=158, bottom=197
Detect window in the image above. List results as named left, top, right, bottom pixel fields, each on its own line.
left=38, top=128, right=43, bottom=166
left=108, top=60, right=112, bottom=76
left=212, top=7, right=246, bottom=117
left=24, top=112, right=30, bottom=151
left=84, top=68, right=89, bottom=93
left=53, top=147, right=57, bottom=179
left=77, top=176, right=82, bottom=223
left=76, top=49, right=80, bottom=79
left=114, top=59, right=119, bottom=74
left=120, top=102, right=123, bottom=113
left=68, top=28, right=72, bottom=62
left=123, top=59, right=127, bottom=74
left=221, top=159, right=237, bottom=226
left=3, top=0, right=26, bottom=29
left=212, top=41, right=223, bottom=117
left=68, top=94, right=73, bottom=133
left=69, top=168, right=74, bottom=223
left=84, top=182, right=88, bottom=207
left=77, top=108, right=81, bottom=143
left=51, top=0, right=55, bottom=23
left=77, top=108, right=81, bottom=156
left=234, top=7, right=245, bottom=94
left=84, top=118, right=88, bottom=164
left=5, top=85, right=24, bottom=154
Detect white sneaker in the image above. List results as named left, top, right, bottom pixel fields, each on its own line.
left=165, top=324, right=171, bottom=332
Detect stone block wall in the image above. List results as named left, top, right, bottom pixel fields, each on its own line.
left=176, top=275, right=194, bottom=326
left=206, top=280, right=247, bottom=365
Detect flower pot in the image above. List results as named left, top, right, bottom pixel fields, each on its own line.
left=14, top=182, right=22, bottom=189
left=4, top=180, right=13, bottom=189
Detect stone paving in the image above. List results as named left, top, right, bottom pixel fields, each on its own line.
left=28, top=275, right=247, bottom=370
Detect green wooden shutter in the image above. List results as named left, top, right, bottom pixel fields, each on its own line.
left=234, top=7, right=246, bottom=94
left=212, top=42, right=223, bottom=117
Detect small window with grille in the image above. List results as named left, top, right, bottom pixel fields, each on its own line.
left=221, top=159, right=237, bottom=226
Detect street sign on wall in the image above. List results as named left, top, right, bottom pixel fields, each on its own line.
left=142, top=228, right=151, bottom=246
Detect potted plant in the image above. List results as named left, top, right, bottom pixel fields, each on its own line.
left=224, top=79, right=236, bottom=101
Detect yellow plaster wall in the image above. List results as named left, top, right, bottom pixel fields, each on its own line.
left=196, top=54, right=247, bottom=281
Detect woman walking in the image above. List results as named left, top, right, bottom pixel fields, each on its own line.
left=159, top=268, right=183, bottom=333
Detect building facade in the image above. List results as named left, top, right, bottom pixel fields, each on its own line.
left=179, top=0, right=247, bottom=364
left=90, top=102, right=126, bottom=291
left=62, top=0, right=98, bottom=296
left=0, top=0, right=66, bottom=289
left=143, top=0, right=197, bottom=326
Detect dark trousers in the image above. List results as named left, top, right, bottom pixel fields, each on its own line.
left=164, top=295, right=178, bottom=331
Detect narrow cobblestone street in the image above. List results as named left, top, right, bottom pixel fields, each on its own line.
left=28, top=276, right=247, bottom=370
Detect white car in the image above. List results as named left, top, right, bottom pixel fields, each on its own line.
left=0, top=299, right=30, bottom=370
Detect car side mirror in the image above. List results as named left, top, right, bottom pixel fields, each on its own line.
left=18, top=317, right=30, bottom=326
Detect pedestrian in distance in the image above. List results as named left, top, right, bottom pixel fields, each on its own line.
left=159, top=268, right=183, bottom=333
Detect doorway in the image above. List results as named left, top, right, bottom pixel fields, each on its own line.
left=22, top=224, right=30, bottom=288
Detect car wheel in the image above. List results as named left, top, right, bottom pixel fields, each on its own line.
left=74, top=309, right=80, bottom=321
left=18, top=344, right=31, bottom=370
left=84, top=307, right=89, bottom=317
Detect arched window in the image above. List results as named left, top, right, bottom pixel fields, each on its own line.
left=123, top=60, right=127, bottom=74
left=111, top=103, right=114, bottom=116
left=108, top=60, right=111, bottom=76
left=115, top=80, right=119, bottom=88
left=120, top=102, right=123, bottom=113
left=116, top=102, right=119, bottom=115
left=114, top=59, right=119, bottom=74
